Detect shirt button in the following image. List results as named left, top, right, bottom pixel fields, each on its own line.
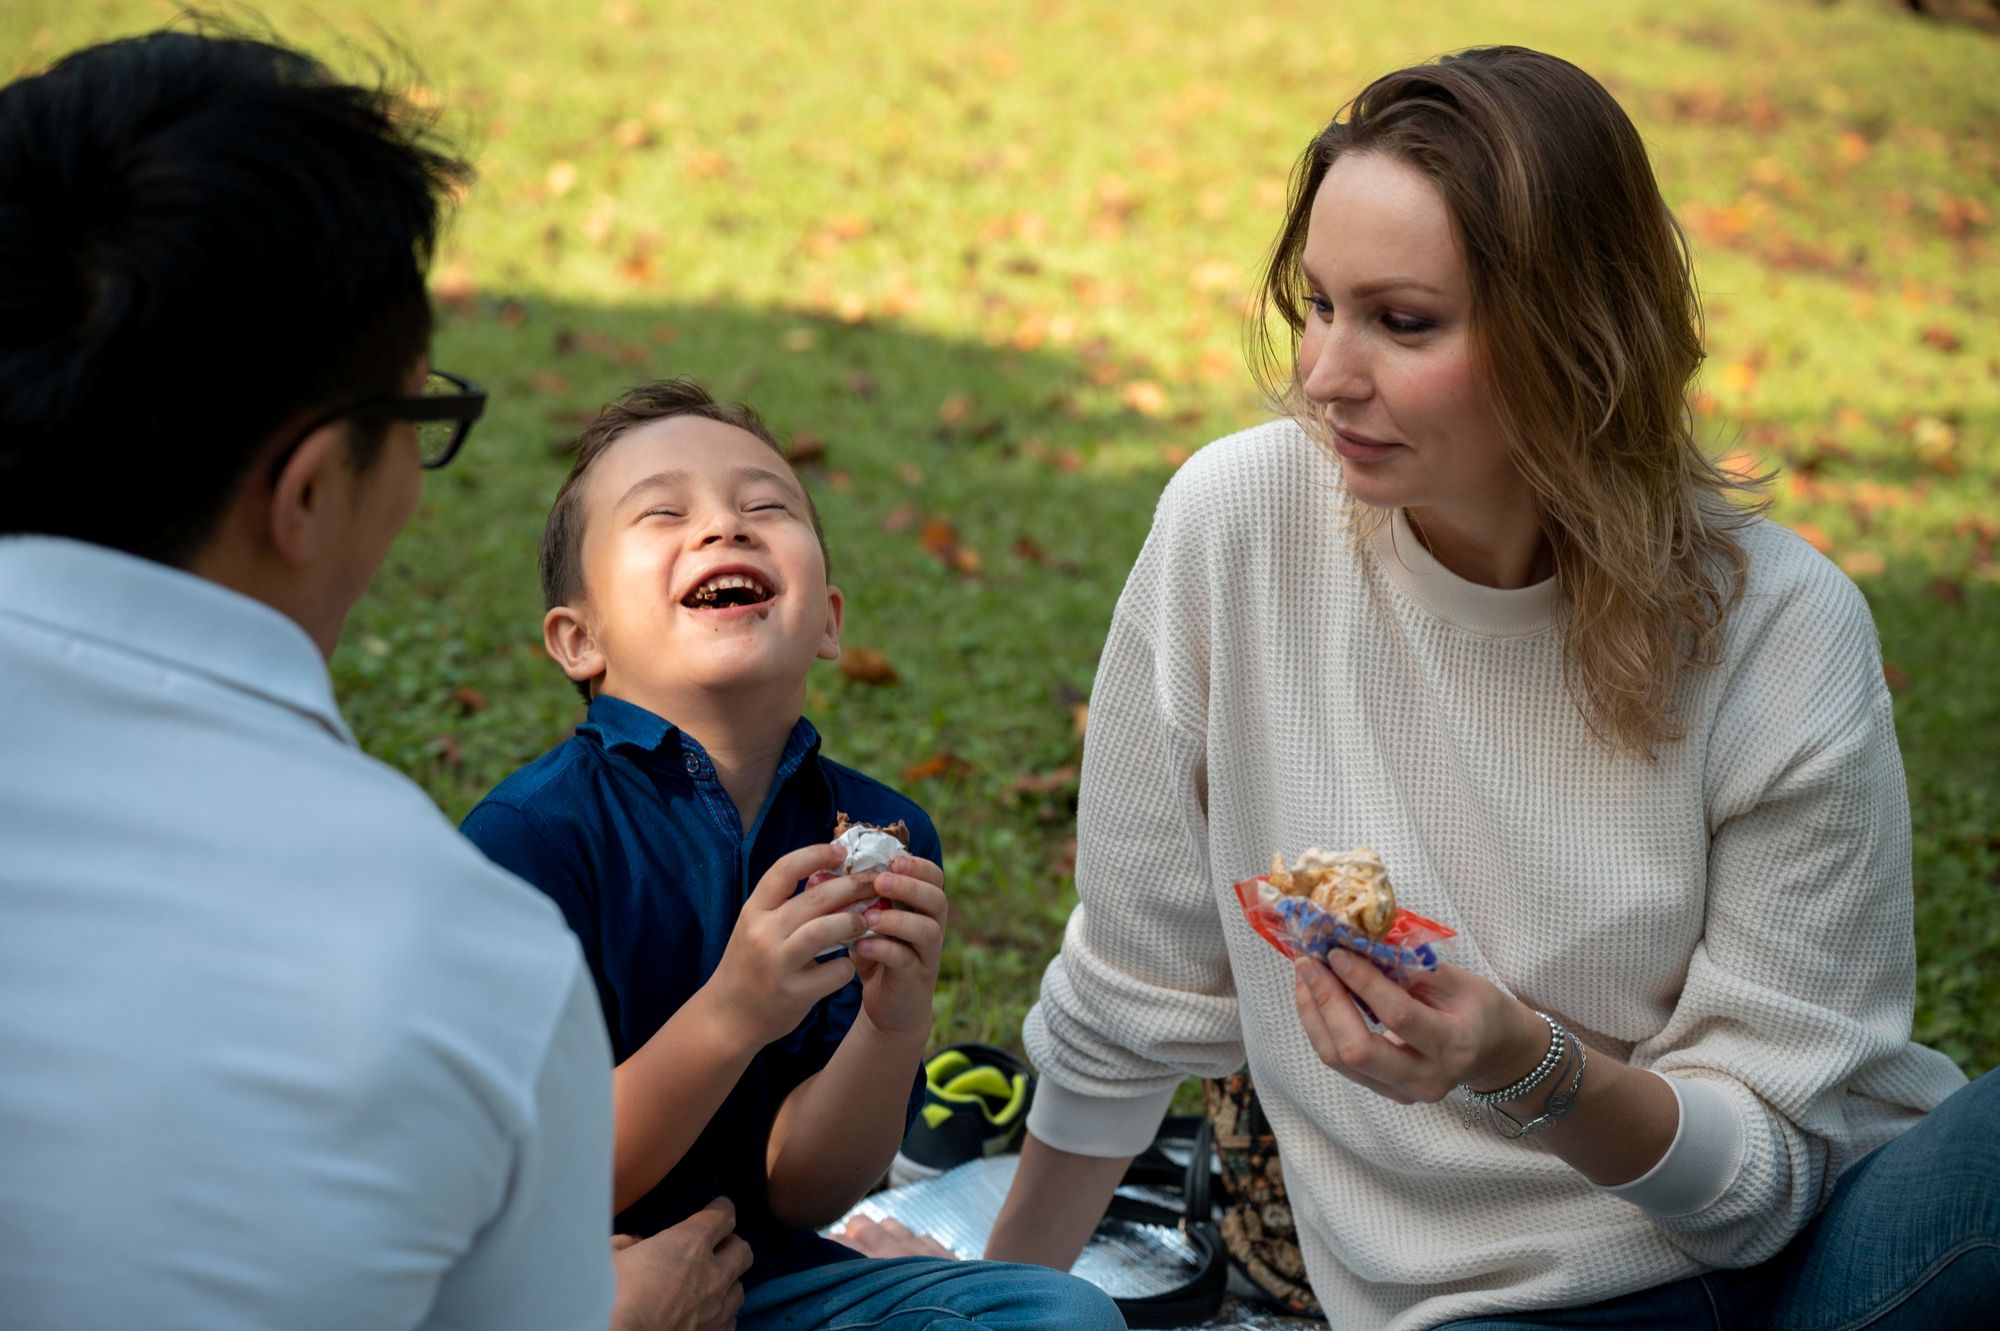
left=684, top=755, right=699, bottom=773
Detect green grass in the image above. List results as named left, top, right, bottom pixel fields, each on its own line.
left=12, top=0, right=1997, bottom=1075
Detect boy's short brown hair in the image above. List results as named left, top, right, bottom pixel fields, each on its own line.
left=539, top=378, right=830, bottom=700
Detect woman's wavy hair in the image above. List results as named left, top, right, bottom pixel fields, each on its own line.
left=1251, top=45, right=1769, bottom=757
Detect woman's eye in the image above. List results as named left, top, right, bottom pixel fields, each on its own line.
left=1306, top=294, right=1334, bottom=318
left=1382, top=312, right=1436, bottom=336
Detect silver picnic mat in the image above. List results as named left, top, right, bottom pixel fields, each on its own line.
left=828, top=1154, right=1322, bottom=1329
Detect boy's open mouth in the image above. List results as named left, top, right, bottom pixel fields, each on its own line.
left=682, top=572, right=775, bottom=610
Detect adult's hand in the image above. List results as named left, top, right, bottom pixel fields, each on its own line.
left=609, top=1198, right=753, bottom=1331
left=1291, top=952, right=1547, bottom=1104
left=1292, top=950, right=1680, bottom=1186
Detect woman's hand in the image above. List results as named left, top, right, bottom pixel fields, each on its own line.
left=1291, top=951, right=1549, bottom=1104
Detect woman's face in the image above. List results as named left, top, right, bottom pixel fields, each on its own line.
left=1296, top=152, right=1525, bottom=524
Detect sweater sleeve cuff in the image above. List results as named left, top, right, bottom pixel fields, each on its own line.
left=1600, top=1071, right=1746, bottom=1218
left=1025, top=1079, right=1177, bottom=1158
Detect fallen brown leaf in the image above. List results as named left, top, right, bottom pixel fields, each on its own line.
left=837, top=647, right=900, bottom=686
left=902, top=751, right=972, bottom=783
left=919, top=518, right=981, bottom=575
left=1121, top=380, right=1169, bottom=417
left=1002, top=765, right=1079, bottom=799
left=937, top=393, right=975, bottom=428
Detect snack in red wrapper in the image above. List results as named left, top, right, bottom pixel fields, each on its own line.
left=1238, top=846, right=1455, bottom=985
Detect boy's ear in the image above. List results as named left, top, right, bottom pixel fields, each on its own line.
left=543, top=603, right=608, bottom=692
left=265, top=422, right=355, bottom=567
left=815, top=583, right=845, bottom=661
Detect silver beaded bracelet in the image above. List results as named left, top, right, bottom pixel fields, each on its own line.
left=1458, top=1011, right=1564, bottom=1128
left=1488, top=1037, right=1588, bottom=1140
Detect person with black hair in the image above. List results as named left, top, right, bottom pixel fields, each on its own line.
left=0, top=27, right=744, bottom=1331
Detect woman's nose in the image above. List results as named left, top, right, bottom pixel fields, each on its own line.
left=1300, top=320, right=1370, bottom=404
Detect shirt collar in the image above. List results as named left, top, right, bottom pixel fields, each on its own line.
left=1369, top=507, right=1557, bottom=639
left=579, top=694, right=822, bottom=779
left=578, top=693, right=678, bottom=753
left=0, top=535, right=353, bottom=742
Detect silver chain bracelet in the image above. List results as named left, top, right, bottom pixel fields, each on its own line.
left=1488, top=1037, right=1588, bottom=1139
left=1457, top=1011, right=1564, bottom=1128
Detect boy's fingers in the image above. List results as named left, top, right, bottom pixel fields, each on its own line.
left=803, top=952, right=857, bottom=999
left=871, top=874, right=946, bottom=922
left=749, top=844, right=845, bottom=911
left=789, top=911, right=869, bottom=962
left=889, top=855, right=945, bottom=888
left=854, top=933, right=917, bottom=964
left=860, top=908, right=941, bottom=958
left=778, top=872, right=879, bottom=928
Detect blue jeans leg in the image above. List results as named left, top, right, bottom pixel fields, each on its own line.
left=1714, top=1066, right=2000, bottom=1330
left=1437, top=1069, right=1999, bottom=1331
left=737, top=1255, right=1126, bottom=1331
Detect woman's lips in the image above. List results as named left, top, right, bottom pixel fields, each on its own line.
left=1330, top=427, right=1402, bottom=464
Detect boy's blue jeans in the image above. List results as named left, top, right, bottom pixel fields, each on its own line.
left=738, top=1255, right=1124, bottom=1331
left=1440, top=1068, right=2000, bottom=1330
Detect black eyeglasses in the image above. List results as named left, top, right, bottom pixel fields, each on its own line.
left=276, top=369, right=487, bottom=475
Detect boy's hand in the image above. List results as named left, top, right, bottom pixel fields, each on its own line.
left=702, top=843, right=878, bottom=1050
left=852, top=855, right=947, bottom=1035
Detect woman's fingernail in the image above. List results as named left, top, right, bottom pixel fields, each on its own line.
left=1329, top=950, right=1353, bottom=973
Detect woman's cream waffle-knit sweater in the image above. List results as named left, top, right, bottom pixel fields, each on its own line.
left=1023, top=419, right=1965, bottom=1330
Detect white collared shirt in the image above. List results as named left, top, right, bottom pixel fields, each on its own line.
left=0, top=537, right=615, bottom=1330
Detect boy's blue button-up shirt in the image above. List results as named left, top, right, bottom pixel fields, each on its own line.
left=461, top=694, right=938, bottom=1284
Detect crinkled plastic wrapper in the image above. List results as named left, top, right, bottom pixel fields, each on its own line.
left=806, top=824, right=905, bottom=946
left=1235, top=876, right=1456, bottom=984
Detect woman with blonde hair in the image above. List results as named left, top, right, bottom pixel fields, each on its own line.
left=985, top=45, right=1994, bottom=1328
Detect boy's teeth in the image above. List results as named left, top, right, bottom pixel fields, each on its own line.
left=686, top=571, right=771, bottom=606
